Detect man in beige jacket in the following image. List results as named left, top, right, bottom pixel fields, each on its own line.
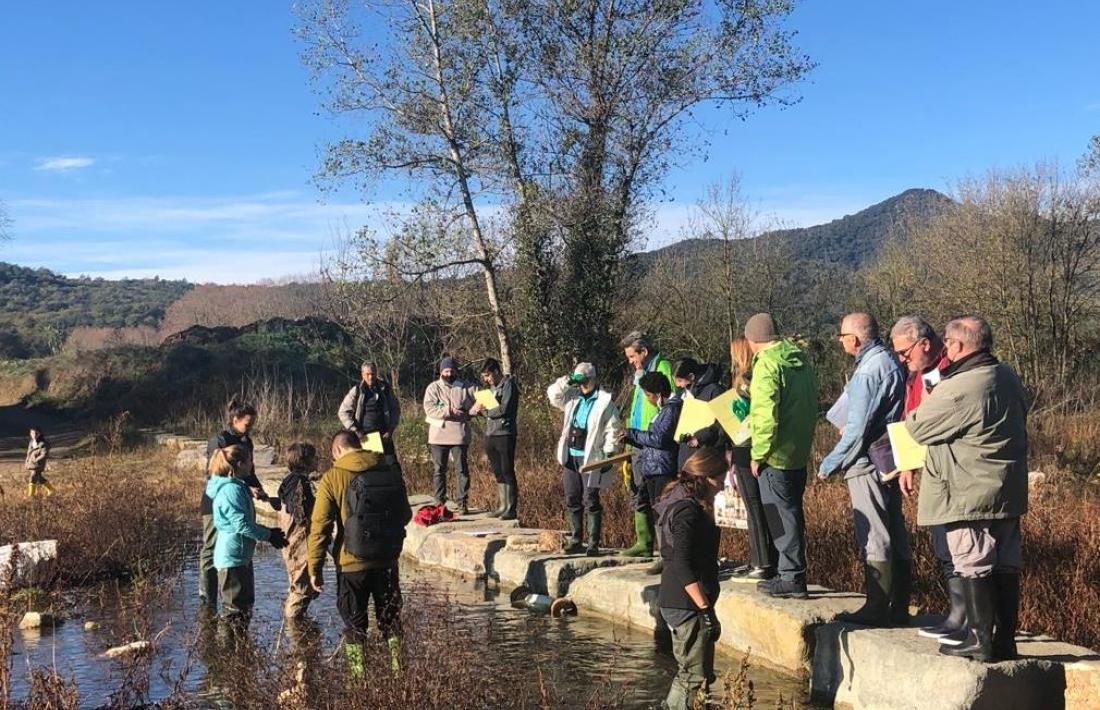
left=422, top=356, right=479, bottom=514
left=904, top=316, right=1028, bottom=663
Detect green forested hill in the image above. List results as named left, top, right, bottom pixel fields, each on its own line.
left=0, top=264, right=192, bottom=358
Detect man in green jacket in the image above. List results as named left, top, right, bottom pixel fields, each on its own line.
left=308, top=431, right=412, bottom=677
left=904, top=316, right=1027, bottom=663
left=745, top=313, right=818, bottom=599
left=620, top=331, right=676, bottom=557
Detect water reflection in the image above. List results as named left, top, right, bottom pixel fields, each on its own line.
left=12, top=547, right=812, bottom=708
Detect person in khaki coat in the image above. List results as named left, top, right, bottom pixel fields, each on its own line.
left=422, top=356, right=479, bottom=514
left=904, top=316, right=1028, bottom=663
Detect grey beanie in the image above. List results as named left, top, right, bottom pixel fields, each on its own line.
left=744, top=313, right=779, bottom=343
left=439, top=356, right=459, bottom=373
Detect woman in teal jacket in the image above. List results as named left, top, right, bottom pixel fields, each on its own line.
left=205, top=445, right=287, bottom=624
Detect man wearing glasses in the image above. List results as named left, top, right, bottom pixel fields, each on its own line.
left=903, top=316, right=1027, bottom=663
left=890, top=316, right=965, bottom=645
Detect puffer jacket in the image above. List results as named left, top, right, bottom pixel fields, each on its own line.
left=905, top=353, right=1029, bottom=526
left=749, top=340, right=819, bottom=469
left=819, top=340, right=906, bottom=479
left=207, top=475, right=271, bottom=570
left=624, top=396, right=683, bottom=478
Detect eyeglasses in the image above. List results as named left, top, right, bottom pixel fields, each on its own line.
left=837, top=332, right=855, bottom=340
left=894, top=338, right=926, bottom=362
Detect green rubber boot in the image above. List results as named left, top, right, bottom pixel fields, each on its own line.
left=344, top=642, right=365, bottom=679
left=620, top=512, right=653, bottom=557
left=387, top=636, right=403, bottom=675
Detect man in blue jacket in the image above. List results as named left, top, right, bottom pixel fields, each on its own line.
left=819, top=313, right=911, bottom=626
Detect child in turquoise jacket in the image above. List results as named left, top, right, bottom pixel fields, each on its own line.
left=205, top=445, right=287, bottom=624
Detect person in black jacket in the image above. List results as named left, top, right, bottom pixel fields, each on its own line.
left=476, top=358, right=520, bottom=520
left=673, top=358, right=728, bottom=470
left=656, top=447, right=727, bottom=710
left=199, top=399, right=277, bottom=611
left=278, top=442, right=320, bottom=620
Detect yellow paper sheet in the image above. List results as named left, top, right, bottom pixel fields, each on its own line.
left=474, top=389, right=500, bottom=410
left=361, top=431, right=385, bottom=453
left=887, top=422, right=926, bottom=472
left=708, top=388, right=742, bottom=439
left=674, top=397, right=718, bottom=440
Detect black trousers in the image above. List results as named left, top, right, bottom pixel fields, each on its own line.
left=733, top=463, right=778, bottom=569
left=485, top=435, right=518, bottom=486
left=562, top=456, right=601, bottom=514
left=645, top=475, right=676, bottom=511
left=337, top=564, right=403, bottom=641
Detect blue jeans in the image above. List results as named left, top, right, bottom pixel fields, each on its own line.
left=758, top=466, right=808, bottom=582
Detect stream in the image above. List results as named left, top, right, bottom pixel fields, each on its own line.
left=11, top=546, right=813, bottom=708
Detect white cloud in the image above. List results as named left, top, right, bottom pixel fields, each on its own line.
left=34, top=156, right=96, bottom=172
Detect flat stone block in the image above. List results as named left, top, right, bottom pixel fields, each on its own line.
left=567, top=566, right=663, bottom=632
left=492, top=549, right=643, bottom=596
left=414, top=528, right=510, bottom=577
left=811, top=624, right=1086, bottom=709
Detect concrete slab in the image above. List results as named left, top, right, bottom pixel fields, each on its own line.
left=810, top=623, right=1096, bottom=709
left=492, top=548, right=646, bottom=596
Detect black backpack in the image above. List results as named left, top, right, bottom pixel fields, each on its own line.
left=343, top=460, right=409, bottom=561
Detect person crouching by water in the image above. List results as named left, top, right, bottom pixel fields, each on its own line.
left=278, top=442, right=320, bottom=621
left=308, top=431, right=412, bottom=677
left=657, top=448, right=728, bottom=710
left=206, top=445, right=289, bottom=628
left=26, top=427, right=53, bottom=496
left=547, top=363, right=622, bottom=556
left=620, top=372, right=683, bottom=575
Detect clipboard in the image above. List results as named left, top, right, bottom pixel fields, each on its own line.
left=579, top=450, right=633, bottom=473
left=474, top=389, right=500, bottom=409
left=361, top=431, right=385, bottom=453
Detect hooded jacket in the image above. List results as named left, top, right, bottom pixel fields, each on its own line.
left=307, top=450, right=413, bottom=582
left=206, top=475, right=271, bottom=570
left=201, top=429, right=264, bottom=515
left=819, top=340, right=906, bottom=479
left=748, top=340, right=819, bottom=470
left=624, top=395, right=684, bottom=479
left=905, top=353, right=1029, bottom=526
left=677, top=363, right=728, bottom=469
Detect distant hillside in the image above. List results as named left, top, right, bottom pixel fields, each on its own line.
left=0, top=264, right=192, bottom=359
left=641, top=188, right=952, bottom=271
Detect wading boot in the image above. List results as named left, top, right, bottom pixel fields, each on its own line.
left=836, top=561, right=892, bottom=626
left=919, top=575, right=967, bottom=643
left=26, top=483, right=36, bottom=497
left=344, top=642, right=366, bottom=679
left=564, top=510, right=585, bottom=554
left=940, top=576, right=996, bottom=662
left=486, top=484, right=506, bottom=518
left=644, top=527, right=663, bottom=574
left=585, top=510, right=602, bottom=557
left=992, top=573, right=1020, bottom=660
left=500, top=484, right=518, bottom=521
left=890, top=558, right=913, bottom=627
left=387, top=636, right=403, bottom=675
left=620, top=512, right=653, bottom=557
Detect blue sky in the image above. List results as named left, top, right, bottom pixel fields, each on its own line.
left=1, top=1, right=1097, bottom=283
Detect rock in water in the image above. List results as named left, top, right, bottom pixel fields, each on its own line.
left=104, top=640, right=151, bottom=658
left=19, top=612, right=56, bottom=630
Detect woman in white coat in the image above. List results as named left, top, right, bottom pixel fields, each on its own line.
left=547, top=362, right=622, bottom=555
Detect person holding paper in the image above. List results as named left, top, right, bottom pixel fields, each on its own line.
left=620, top=331, right=676, bottom=558
left=672, top=358, right=727, bottom=468
left=547, top=363, right=622, bottom=556
left=476, top=358, right=520, bottom=520
left=422, top=356, right=478, bottom=515
left=621, top=372, right=684, bottom=574
left=727, top=337, right=777, bottom=581
left=744, top=313, right=818, bottom=600
left=819, top=313, right=911, bottom=627
left=890, top=315, right=964, bottom=643
left=338, top=362, right=401, bottom=455
left=904, top=316, right=1028, bottom=663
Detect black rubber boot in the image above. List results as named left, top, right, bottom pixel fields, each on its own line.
left=940, top=576, right=996, bottom=662
left=836, top=561, right=892, bottom=626
left=500, top=484, right=518, bottom=521
left=564, top=511, right=584, bottom=554
left=992, top=573, right=1020, bottom=660
left=890, top=558, right=913, bottom=627
left=919, top=575, right=967, bottom=641
left=585, top=511, right=602, bottom=557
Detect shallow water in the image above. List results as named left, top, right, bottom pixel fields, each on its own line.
left=11, top=547, right=813, bottom=708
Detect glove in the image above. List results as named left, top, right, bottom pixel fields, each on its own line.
left=700, top=606, right=722, bottom=641
left=268, top=497, right=283, bottom=512
left=621, top=460, right=632, bottom=488
left=267, top=527, right=288, bottom=549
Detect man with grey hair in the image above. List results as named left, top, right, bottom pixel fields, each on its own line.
left=904, top=315, right=1028, bottom=662
left=619, top=331, right=674, bottom=558
left=819, top=313, right=911, bottom=626
left=890, top=316, right=965, bottom=643
left=339, top=361, right=402, bottom=455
